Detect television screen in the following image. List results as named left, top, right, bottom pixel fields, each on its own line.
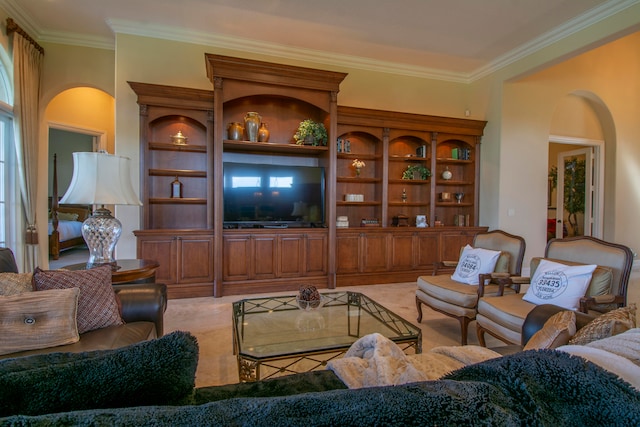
left=223, top=162, right=325, bottom=227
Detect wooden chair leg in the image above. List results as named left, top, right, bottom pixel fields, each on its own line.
left=459, top=316, right=471, bottom=346
left=416, top=296, right=424, bottom=323
left=476, top=325, right=487, bottom=347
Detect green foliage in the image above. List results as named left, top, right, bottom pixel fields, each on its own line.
left=402, top=164, right=431, bottom=180
left=294, top=120, right=328, bottom=146
left=549, top=157, right=586, bottom=235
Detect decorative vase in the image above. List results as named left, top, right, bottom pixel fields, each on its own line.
left=355, top=167, right=361, bottom=176
left=441, top=166, right=452, bottom=180
left=170, top=176, right=183, bottom=198
left=227, top=122, right=243, bottom=140
left=244, top=112, right=261, bottom=142
left=258, top=123, right=270, bottom=142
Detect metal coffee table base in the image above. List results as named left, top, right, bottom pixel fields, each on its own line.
left=232, top=291, right=422, bottom=382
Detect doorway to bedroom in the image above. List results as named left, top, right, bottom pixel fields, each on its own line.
left=48, top=128, right=94, bottom=267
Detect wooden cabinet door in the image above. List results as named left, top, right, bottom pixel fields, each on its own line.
left=390, top=232, right=414, bottom=270
left=305, top=232, right=328, bottom=276
left=336, top=232, right=360, bottom=273
left=253, top=234, right=277, bottom=279
left=415, top=232, right=440, bottom=268
left=178, top=236, right=214, bottom=284
left=223, top=234, right=252, bottom=281
left=137, top=235, right=178, bottom=285
left=278, top=234, right=304, bottom=277
left=361, top=233, right=389, bottom=272
left=440, top=231, right=476, bottom=261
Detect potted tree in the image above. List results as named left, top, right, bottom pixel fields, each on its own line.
left=549, top=157, right=586, bottom=236
left=294, top=119, right=328, bottom=146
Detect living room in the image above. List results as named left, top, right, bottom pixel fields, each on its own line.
left=0, top=1, right=637, bottom=275
left=1, top=1, right=640, bottom=423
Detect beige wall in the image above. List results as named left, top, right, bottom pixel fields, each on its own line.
left=36, top=44, right=115, bottom=265
left=492, top=32, right=640, bottom=266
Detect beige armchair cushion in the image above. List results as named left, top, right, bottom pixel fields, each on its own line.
left=477, top=293, right=535, bottom=334
left=494, top=252, right=511, bottom=274
left=418, top=275, right=481, bottom=308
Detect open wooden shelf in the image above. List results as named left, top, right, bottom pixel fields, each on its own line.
left=223, top=140, right=329, bottom=155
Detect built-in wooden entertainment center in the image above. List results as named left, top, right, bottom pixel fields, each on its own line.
left=131, top=55, right=487, bottom=298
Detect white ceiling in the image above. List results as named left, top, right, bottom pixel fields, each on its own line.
left=1, top=0, right=636, bottom=81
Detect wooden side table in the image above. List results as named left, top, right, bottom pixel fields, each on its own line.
left=62, top=259, right=160, bottom=285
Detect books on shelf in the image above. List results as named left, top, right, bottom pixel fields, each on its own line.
left=454, top=214, right=471, bottom=227
left=451, top=148, right=470, bottom=160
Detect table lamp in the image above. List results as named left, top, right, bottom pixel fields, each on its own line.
left=59, top=151, right=142, bottom=268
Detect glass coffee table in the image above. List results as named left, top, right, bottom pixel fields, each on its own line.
left=232, top=291, right=422, bottom=382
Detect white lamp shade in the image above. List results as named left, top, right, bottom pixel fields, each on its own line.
left=59, top=152, right=142, bottom=206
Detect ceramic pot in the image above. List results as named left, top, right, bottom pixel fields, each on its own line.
left=227, top=122, right=244, bottom=140
left=442, top=167, right=452, bottom=180
left=258, top=123, right=270, bottom=142
left=244, top=112, right=261, bottom=142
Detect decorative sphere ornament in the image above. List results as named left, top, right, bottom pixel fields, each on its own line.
left=441, top=167, right=452, bottom=180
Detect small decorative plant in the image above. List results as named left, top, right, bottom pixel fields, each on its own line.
left=352, top=159, right=366, bottom=176
left=402, top=164, right=431, bottom=180
left=294, top=119, right=328, bottom=146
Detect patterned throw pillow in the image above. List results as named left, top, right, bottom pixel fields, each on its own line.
left=0, top=287, right=80, bottom=356
left=33, top=265, right=123, bottom=334
left=568, top=304, right=637, bottom=345
left=451, top=245, right=502, bottom=285
left=0, top=273, right=33, bottom=296
left=522, top=259, right=596, bottom=310
left=524, top=310, right=576, bottom=350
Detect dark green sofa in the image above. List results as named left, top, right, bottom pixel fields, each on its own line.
left=1, top=306, right=639, bottom=426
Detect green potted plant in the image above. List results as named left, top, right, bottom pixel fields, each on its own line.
left=402, top=164, right=431, bottom=180
left=294, top=119, right=328, bottom=146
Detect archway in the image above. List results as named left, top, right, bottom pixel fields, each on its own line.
left=42, top=87, right=115, bottom=267
left=548, top=91, right=615, bottom=241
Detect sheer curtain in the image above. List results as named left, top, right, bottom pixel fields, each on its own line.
left=9, top=20, right=44, bottom=271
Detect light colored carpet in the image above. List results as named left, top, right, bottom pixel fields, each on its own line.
left=166, top=274, right=640, bottom=387
left=164, top=282, right=505, bottom=387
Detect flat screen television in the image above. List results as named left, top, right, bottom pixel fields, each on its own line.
left=223, top=162, right=325, bottom=228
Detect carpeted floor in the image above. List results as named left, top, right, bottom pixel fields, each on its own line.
left=163, top=282, right=505, bottom=387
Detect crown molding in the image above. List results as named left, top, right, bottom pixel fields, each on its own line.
left=470, top=0, right=640, bottom=81
left=1, top=0, right=636, bottom=84
left=107, top=19, right=470, bottom=83
left=0, top=0, right=39, bottom=38
left=38, top=30, right=114, bottom=51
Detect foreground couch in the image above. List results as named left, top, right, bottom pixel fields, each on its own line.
left=0, top=248, right=166, bottom=359
left=1, top=306, right=639, bottom=426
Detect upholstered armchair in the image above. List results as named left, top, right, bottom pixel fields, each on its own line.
left=475, top=236, right=633, bottom=346
left=415, top=230, right=526, bottom=345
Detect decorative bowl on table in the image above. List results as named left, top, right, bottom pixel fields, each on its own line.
left=296, top=295, right=325, bottom=310
left=296, top=284, right=324, bottom=310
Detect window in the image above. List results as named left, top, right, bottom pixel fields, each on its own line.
left=0, top=57, right=16, bottom=251
left=0, top=106, right=16, bottom=249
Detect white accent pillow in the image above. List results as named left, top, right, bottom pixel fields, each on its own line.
left=450, top=245, right=501, bottom=285
left=522, top=259, right=597, bottom=310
